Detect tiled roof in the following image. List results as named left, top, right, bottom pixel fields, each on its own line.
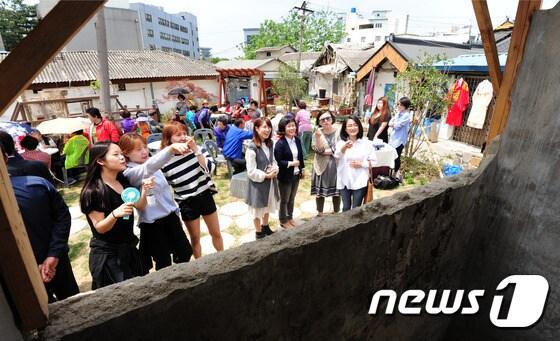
left=0, top=50, right=218, bottom=85
left=255, top=45, right=297, bottom=52
left=215, top=59, right=275, bottom=69
left=279, top=52, right=321, bottom=62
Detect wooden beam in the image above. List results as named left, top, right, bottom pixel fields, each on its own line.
left=0, top=0, right=106, bottom=332
left=0, top=0, right=106, bottom=115
left=472, top=0, right=502, bottom=91
left=486, top=0, right=541, bottom=145
left=356, top=44, right=408, bottom=81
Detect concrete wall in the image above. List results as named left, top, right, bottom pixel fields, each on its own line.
left=0, top=283, right=22, bottom=341
left=445, top=4, right=560, bottom=340
left=43, top=165, right=486, bottom=340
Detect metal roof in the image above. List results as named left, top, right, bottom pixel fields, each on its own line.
left=0, top=50, right=218, bottom=85
left=215, top=59, right=277, bottom=70
left=255, top=45, right=297, bottom=53
left=389, top=39, right=481, bottom=63
left=433, top=53, right=507, bottom=73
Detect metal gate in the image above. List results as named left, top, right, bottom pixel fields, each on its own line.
left=451, top=75, right=494, bottom=148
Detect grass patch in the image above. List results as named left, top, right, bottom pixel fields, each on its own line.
left=68, top=228, right=92, bottom=292
left=402, top=156, right=441, bottom=183
left=225, top=223, right=244, bottom=237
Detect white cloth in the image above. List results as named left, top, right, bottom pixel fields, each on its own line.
left=372, top=143, right=398, bottom=169
left=334, top=138, right=376, bottom=190
left=286, top=136, right=300, bottom=175
left=245, top=145, right=279, bottom=219
left=467, top=79, right=493, bottom=129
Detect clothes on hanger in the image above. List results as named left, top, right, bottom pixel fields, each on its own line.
left=467, top=79, right=493, bottom=129
left=445, top=78, right=470, bottom=127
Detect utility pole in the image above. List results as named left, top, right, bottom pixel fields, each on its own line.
left=293, top=1, right=314, bottom=74
left=95, top=7, right=112, bottom=118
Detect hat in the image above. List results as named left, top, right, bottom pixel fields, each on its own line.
left=136, top=116, right=149, bottom=122
left=310, top=106, right=321, bottom=111
left=136, top=112, right=148, bottom=117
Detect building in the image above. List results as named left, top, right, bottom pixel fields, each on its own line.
left=200, top=47, right=212, bottom=60
left=0, top=50, right=219, bottom=120
left=343, top=8, right=402, bottom=47
left=243, top=28, right=259, bottom=45
left=279, top=51, right=322, bottom=76
left=36, top=1, right=200, bottom=58
left=130, top=3, right=200, bottom=58
left=309, top=44, right=377, bottom=109
left=255, top=46, right=297, bottom=59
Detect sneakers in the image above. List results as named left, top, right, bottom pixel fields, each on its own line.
left=255, top=231, right=267, bottom=239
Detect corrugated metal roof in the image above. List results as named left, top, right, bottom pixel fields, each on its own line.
left=0, top=50, right=218, bottom=85
left=279, top=52, right=321, bottom=62
left=335, top=46, right=379, bottom=72
left=433, top=53, right=507, bottom=72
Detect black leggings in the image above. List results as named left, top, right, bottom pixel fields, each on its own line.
left=316, top=196, right=341, bottom=214
left=395, top=144, right=404, bottom=173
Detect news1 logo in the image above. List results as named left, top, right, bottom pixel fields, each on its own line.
left=369, top=275, right=549, bottom=328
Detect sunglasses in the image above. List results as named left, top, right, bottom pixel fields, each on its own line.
left=319, top=116, right=332, bottom=122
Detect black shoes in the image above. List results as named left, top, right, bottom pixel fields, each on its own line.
left=262, top=224, right=274, bottom=235
left=256, top=225, right=274, bottom=239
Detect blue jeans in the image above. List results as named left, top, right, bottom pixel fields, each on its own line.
left=340, top=186, right=368, bottom=212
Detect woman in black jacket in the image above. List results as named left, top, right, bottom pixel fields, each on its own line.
left=274, top=117, right=305, bottom=229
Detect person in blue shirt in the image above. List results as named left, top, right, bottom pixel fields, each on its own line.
left=213, top=116, right=229, bottom=149
left=222, top=118, right=253, bottom=174
left=388, top=96, right=412, bottom=174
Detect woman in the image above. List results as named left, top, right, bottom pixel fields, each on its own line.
left=310, top=111, right=341, bottom=216
left=119, top=133, right=193, bottom=272
left=274, top=117, right=304, bottom=229
left=295, top=101, right=313, bottom=158
left=245, top=118, right=279, bottom=239
left=335, top=115, right=375, bottom=212
left=79, top=142, right=152, bottom=289
left=388, top=97, right=412, bottom=175
left=120, top=111, right=137, bottom=134
left=160, top=122, right=223, bottom=258
left=367, top=97, right=391, bottom=143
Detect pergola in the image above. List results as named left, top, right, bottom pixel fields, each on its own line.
left=216, top=68, right=268, bottom=114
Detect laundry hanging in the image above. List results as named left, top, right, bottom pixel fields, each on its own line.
left=445, top=78, right=470, bottom=127
left=467, top=79, right=493, bottom=129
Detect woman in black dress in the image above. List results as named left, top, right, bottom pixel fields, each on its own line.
left=367, top=96, right=392, bottom=143
left=80, top=142, right=152, bottom=289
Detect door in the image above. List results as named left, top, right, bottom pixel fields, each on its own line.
left=384, top=83, right=395, bottom=108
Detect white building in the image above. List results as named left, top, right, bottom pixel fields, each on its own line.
left=343, top=9, right=405, bottom=47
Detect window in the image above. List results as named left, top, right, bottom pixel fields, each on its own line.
left=170, top=22, right=180, bottom=30
left=158, top=17, right=169, bottom=27
left=160, top=32, right=171, bottom=40
left=172, top=35, right=181, bottom=43
left=181, top=38, right=189, bottom=45
left=118, top=83, right=126, bottom=91
left=161, top=46, right=172, bottom=52
left=375, top=36, right=381, bottom=42
left=173, top=48, right=182, bottom=54
left=149, top=44, right=156, bottom=50
left=361, top=36, right=366, bottom=42
left=347, top=38, right=351, bottom=42
left=359, top=24, right=374, bottom=30
left=180, top=25, right=188, bottom=33
left=266, top=52, right=271, bottom=57
left=147, top=29, right=154, bottom=37
left=182, top=50, right=189, bottom=56
left=186, top=50, right=190, bottom=57
left=145, top=13, right=152, bottom=22
left=375, top=23, right=382, bottom=28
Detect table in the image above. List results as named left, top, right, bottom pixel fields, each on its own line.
left=43, top=147, right=59, bottom=156
left=371, top=143, right=398, bottom=169
left=230, top=171, right=248, bottom=200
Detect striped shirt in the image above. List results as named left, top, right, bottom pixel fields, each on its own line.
left=161, top=148, right=215, bottom=201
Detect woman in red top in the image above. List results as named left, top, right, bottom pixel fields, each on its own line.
left=86, top=107, right=121, bottom=143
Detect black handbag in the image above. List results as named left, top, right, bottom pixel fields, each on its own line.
left=373, top=175, right=400, bottom=190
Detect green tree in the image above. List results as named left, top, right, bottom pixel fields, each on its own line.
left=243, top=10, right=345, bottom=59
left=0, top=0, right=39, bottom=51
left=391, top=54, right=451, bottom=158
left=209, top=57, right=228, bottom=64
left=273, top=64, right=307, bottom=112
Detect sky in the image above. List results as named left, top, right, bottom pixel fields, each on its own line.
left=25, top=0, right=560, bottom=58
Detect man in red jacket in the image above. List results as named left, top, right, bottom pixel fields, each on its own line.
left=86, top=107, right=121, bottom=143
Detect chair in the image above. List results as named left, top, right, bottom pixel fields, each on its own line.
left=193, top=128, right=215, bottom=144
left=204, top=140, right=228, bottom=176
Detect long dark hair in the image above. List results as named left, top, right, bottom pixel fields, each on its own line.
left=252, top=118, right=273, bottom=148
left=340, top=115, right=364, bottom=141
left=80, top=142, right=126, bottom=214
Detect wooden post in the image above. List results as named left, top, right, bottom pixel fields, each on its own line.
left=472, top=0, right=503, bottom=91
left=485, top=0, right=541, bottom=145
left=218, top=76, right=223, bottom=107
left=0, top=0, right=106, bottom=331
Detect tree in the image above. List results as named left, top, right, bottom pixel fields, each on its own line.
left=243, top=10, right=345, bottom=59
left=391, top=54, right=451, bottom=158
left=209, top=57, right=228, bottom=64
left=0, top=0, right=39, bottom=51
left=273, top=64, right=307, bottom=112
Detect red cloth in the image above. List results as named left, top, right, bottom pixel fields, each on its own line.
left=21, top=150, right=51, bottom=169
left=90, top=118, right=121, bottom=143
left=445, top=79, right=470, bottom=127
